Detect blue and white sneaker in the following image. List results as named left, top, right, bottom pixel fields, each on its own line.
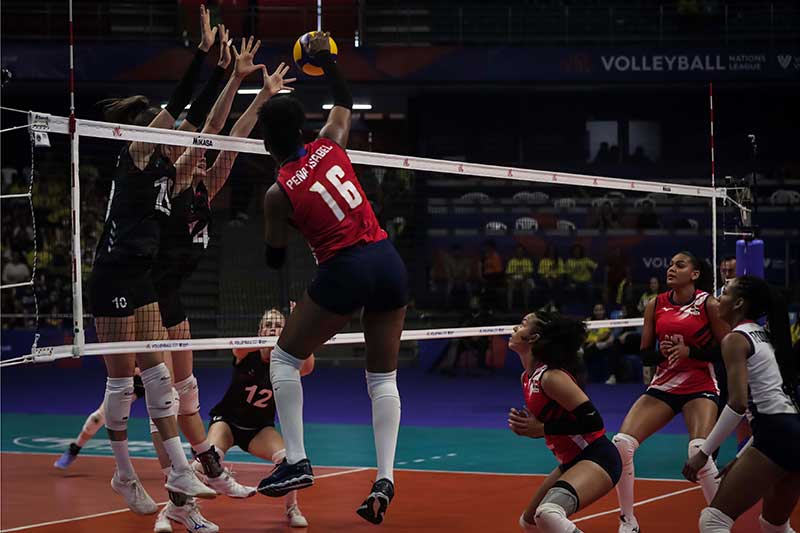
left=257, top=458, right=314, bottom=497
left=163, top=499, right=218, bottom=532
left=356, top=478, right=395, bottom=525
left=54, top=443, right=81, bottom=470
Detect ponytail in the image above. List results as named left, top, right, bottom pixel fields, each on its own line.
left=98, top=96, right=159, bottom=126
left=734, top=275, right=798, bottom=397
left=678, top=250, right=713, bottom=293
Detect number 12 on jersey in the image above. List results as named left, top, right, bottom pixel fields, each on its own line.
left=309, top=164, right=363, bottom=222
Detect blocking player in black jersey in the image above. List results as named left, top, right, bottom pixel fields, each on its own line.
left=87, top=5, right=229, bottom=516
left=201, top=306, right=314, bottom=528
left=146, top=41, right=296, bottom=530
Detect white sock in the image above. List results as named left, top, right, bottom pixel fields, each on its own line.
left=270, top=345, right=307, bottom=464
left=286, top=490, right=298, bottom=508
left=162, top=436, right=191, bottom=472
left=366, top=370, right=401, bottom=483
left=613, top=433, right=639, bottom=523
left=77, top=405, right=105, bottom=447
left=193, top=439, right=212, bottom=455
left=689, top=439, right=720, bottom=503
left=760, top=515, right=795, bottom=533
left=110, top=440, right=136, bottom=480
left=699, top=507, right=734, bottom=533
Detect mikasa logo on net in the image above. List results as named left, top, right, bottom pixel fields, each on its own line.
left=193, top=136, right=213, bottom=147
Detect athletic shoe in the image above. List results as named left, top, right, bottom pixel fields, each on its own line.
left=53, top=443, right=81, bottom=470
left=356, top=478, right=394, bottom=525
left=287, top=504, right=309, bottom=528
left=165, top=467, right=217, bottom=500
left=111, top=470, right=159, bottom=515
left=163, top=499, right=219, bottom=532
left=153, top=506, right=172, bottom=533
left=257, top=458, right=314, bottom=497
left=618, top=515, right=641, bottom=533
left=205, top=467, right=256, bottom=498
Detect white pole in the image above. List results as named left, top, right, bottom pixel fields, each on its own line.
left=709, top=82, right=718, bottom=295
left=317, top=0, right=323, bottom=31
left=69, top=0, right=85, bottom=356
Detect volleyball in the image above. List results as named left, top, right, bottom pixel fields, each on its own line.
left=292, top=31, right=338, bottom=76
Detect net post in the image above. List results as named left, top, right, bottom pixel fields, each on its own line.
left=709, top=82, right=718, bottom=295
left=69, top=124, right=85, bottom=357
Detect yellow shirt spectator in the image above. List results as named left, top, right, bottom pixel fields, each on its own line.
left=506, top=257, right=533, bottom=280
left=565, top=257, right=597, bottom=284
left=538, top=258, right=564, bottom=280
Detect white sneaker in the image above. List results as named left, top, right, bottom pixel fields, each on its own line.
left=153, top=506, right=173, bottom=532
left=205, top=467, right=257, bottom=498
left=618, top=515, right=641, bottom=533
left=111, top=470, right=158, bottom=515
left=165, top=467, right=217, bottom=500
left=287, top=504, right=309, bottom=528
left=164, top=499, right=219, bottom=533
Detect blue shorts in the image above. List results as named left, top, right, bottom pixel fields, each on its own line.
left=559, top=435, right=622, bottom=486
left=644, top=387, right=719, bottom=415
left=308, top=239, right=408, bottom=316
left=752, top=413, right=800, bottom=471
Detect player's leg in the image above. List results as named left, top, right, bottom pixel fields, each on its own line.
left=134, top=302, right=214, bottom=499
left=699, top=447, right=786, bottom=532
left=683, top=396, right=722, bottom=503
left=520, top=467, right=563, bottom=530
left=356, top=305, right=406, bottom=525
left=258, top=292, right=351, bottom=497
left=247, top=427, right=309, bottom=528
left=205, top=420, right=235, bottom=460
left=54, top=400, right=106, bottom=469
left=760, top=472, right=800, bottom=533
left=613, top=392, right=677, bottom=532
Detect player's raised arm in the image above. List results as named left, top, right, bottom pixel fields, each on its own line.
left=306, top=32, right=353, bottom=148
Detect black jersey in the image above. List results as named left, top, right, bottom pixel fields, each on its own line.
left=209, top=351, right=275, bottom=429
left=95, top=146, right=175, bottom=266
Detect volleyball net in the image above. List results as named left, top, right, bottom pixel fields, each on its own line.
left=0, top=110, right=729, bottom=367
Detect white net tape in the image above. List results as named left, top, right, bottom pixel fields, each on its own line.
left=1, top=111, right=727, bottom=368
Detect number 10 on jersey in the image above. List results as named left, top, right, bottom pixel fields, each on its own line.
left=309, top=164, right=363, bottom=222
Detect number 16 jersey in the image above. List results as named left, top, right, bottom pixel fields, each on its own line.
left=209, top=351, right=276, bottom=429
left=276, top=138, right=386, bottom=264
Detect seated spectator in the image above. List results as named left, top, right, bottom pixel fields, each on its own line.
left=565, top=243, right=598, bottom=300
left=480, top=240, right=504, bottom=310
left=537, top=243, right=565, bottom=304
left=430, top=297, right=493, bottom=376
left=2, top=252, right=31, bottom=285
left=583, top=303, right=618, bottom=384
left=505, top=244, right=534, bottom=311
left=611, top=303, right=643, bottom=383
left=637, top=200, right=660, bottom=230
left=594, top=201, right=622, bottom=231
left=637, top=276, right=660, bottom=314
left=429, top=247, right=454, bottom=308
left=451, top=245, right=480, bottom=308
left=791, top=314, right=799, bottom=347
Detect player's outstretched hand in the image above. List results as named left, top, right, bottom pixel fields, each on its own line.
left=262, top=63, right=296, bottom=97
left=216, top=25, right=232, bottom=69
left=198, top=4, right=218, bottom=52
left=233, top=36, right=264, bottom=80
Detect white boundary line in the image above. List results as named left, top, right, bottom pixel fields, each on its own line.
left=574, top=485, right=701, bottom=523
left=0, top=466, right=370, bottom=532
left=0, top=450, right=691, bottom=483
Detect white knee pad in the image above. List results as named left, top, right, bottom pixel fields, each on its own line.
left=83, top=405, right=106, bottom=434
left=613, top=433, right=640, bottom=462
left=699, top=507, right=734, bottom=533
left=689, top=439, right=716, bottom=475
left=149, top=418, right=158, bottom=434
left=366, top=370, right=400, bottom=401
left=175, top=375, right=200, bottom=416
left=103, top=377, right=135, bottom=431
left=141, top=363, right=175, bottom=420
left=759, top=514, right=794, bottom=533
left=534, top=503, right=577, bottom=533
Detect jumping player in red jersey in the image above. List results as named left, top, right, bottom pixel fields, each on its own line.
left=255, top=32, right=407, bottom=525
left=613, top=251, right=730, bottom=533
left=508, top=311, right=621, bottom=533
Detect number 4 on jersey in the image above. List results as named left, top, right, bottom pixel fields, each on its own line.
left=309, top=164, right=363, bottom=222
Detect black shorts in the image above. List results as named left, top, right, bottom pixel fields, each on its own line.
left=559, top=435, right=622, bottom=486
left=208, top=415, right=273, bottom=453
left=308, top=239, right=408, bottom=316
left=154, top=272, right=187, bottom=329
left=644, top=387, right=720, bottom=415
left=89, top=263, right=157, bottom=318
left=751, top=413, right=800, bottom=471
left=133, top=374, right=145, bottom=400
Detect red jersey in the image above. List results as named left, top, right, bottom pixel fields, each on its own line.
left=650, top=290, right=718, bottom=395
left=522, top=364, right=605, bottom=464
left=277, top=138, right=387, bottom=264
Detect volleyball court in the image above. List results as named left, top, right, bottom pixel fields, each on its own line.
left=1, top=78, right=796, bottom=533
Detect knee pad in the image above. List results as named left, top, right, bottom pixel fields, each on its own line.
left=699, top=507, right=734, bottom=533
left=689, top=439, right=715, bottom=472
left=613, top=433, right=640, bottom=462
left=534, top=502, right=574, bottom=533
left=83, top=405, right=106, bottom=434
left=366, top=371, right=400, bottom=402
left=540, top=481, right=580, bottom=516
left=141, top=363, right=175, bottom=420
left=103, top=377, right=135, bottom=431
left=149, top=418, right=158, bottom=434
left=175, top=375, right=200, bottom=416
left=271, top=345, right=305, bottom=371
left=758, top=514, right=792, bottom=533
left=272, top=448, right=286, bottom=464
